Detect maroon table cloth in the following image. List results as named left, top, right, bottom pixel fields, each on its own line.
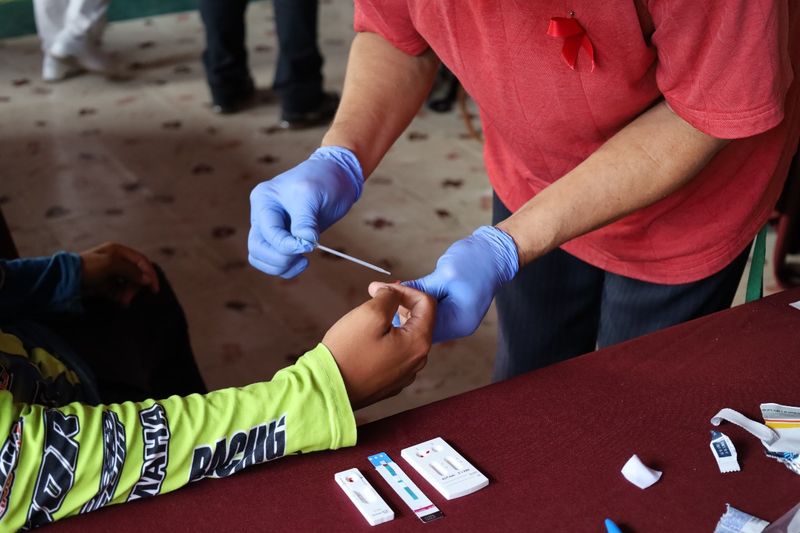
left=50, top=289, right=800, bottom=532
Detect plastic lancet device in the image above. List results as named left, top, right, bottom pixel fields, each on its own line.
left=316, top=244, right=391, bottom=276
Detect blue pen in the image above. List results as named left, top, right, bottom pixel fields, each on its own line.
left=605, top=518, right=624, bottom=533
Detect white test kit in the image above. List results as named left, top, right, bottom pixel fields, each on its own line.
left=368, top=452, right=444, bottom=523
left=334, top=468, right=394, bottom=526
left=400, top=437, right=489, bottom=500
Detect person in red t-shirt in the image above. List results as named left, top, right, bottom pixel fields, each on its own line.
left=248, top=1, right=800, bottom=379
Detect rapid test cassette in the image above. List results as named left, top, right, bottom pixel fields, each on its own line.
left=334, top=468, right=394, bottom=526
left=400, top=437, right=489, bottom=500
left=368, top=452, right=444, bottom=523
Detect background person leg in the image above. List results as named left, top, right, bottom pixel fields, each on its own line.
left=33, top=0, right=81, bottom=81
left=32, top=0, right=68, bottom=52
left=273, top=0, right=338, bottom=128
left=61, top=0, right=108, bottom=41
left=199, top=0, right=255, bottom=112
left=48, top=0, right=112, bottom=73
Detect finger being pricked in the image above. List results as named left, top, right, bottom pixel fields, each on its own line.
left=362, top=285, right=406, bottom=333
left=368, top=282, right=436, bottom=340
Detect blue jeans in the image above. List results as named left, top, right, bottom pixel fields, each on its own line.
left=199, top=0, right=323, bottom=112
left=491, top=193, right=751, bottom=381
left=272, top=0, right=324, bottom=112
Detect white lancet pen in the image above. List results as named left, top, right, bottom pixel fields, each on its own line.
left=316, top=244, right=392, bottom=276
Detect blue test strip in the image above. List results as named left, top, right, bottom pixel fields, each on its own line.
left=368, top=452, right=443, bottom=523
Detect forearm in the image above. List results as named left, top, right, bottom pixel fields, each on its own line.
left=496, top=101, right=730, bottom=266
left=322, top=32, right=439, bottom=177
left=1, top=345, right=356, bottom=530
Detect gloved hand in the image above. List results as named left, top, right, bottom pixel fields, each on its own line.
left=248, top=146, right=364, bottom=278
left=404, top=225, right=519, bottom=343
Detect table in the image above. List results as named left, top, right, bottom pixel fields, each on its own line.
left=51, top=288, right=800, bottom=532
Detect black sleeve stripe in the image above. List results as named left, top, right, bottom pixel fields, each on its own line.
left=25, top=410, right=80, bottom=529
left=81, top=411, right=127, bottom=513
left=127, top=404, right=170, bottom=502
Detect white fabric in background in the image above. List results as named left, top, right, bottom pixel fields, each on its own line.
left=32, top=0, right=109, bottom=52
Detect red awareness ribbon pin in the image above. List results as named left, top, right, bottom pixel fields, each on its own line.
left=546, top=16, right=595, bottom=72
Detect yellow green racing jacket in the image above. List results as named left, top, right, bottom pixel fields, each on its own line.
left=0, top=341, right=356, bottom=531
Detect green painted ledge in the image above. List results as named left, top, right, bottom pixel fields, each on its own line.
left=0, top=0, right=198, bottom=40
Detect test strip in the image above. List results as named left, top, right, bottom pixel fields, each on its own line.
left=334, top=468, right=394, bottom=526
left=401, top=437, right=489, bottom=500
left=368, top=452, right=443, bottom=523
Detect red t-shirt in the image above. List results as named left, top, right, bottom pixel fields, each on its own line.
left=354, top=0, right=800, bottom=283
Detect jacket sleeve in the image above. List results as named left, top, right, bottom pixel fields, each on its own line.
left=0, top=253, right=83, bottom=318
left=0, top=344, right=356, bottom=530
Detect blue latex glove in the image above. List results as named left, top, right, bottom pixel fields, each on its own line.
left=248, top=146, right=364, bottom=278
left=404, top=225, right=519, bottom=343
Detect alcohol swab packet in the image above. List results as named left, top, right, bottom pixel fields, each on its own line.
left=713, top=504, right=769, bottom=533
left=710, top=431, right=741, bottom=473
left=711, top=403, right=800, bottom=475
left=621, top=454, right=662, bottom=489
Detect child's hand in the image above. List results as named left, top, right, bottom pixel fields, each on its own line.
left=323, top=283, right=436, bottom=409
left=79, top=243, right=159, bottom=307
